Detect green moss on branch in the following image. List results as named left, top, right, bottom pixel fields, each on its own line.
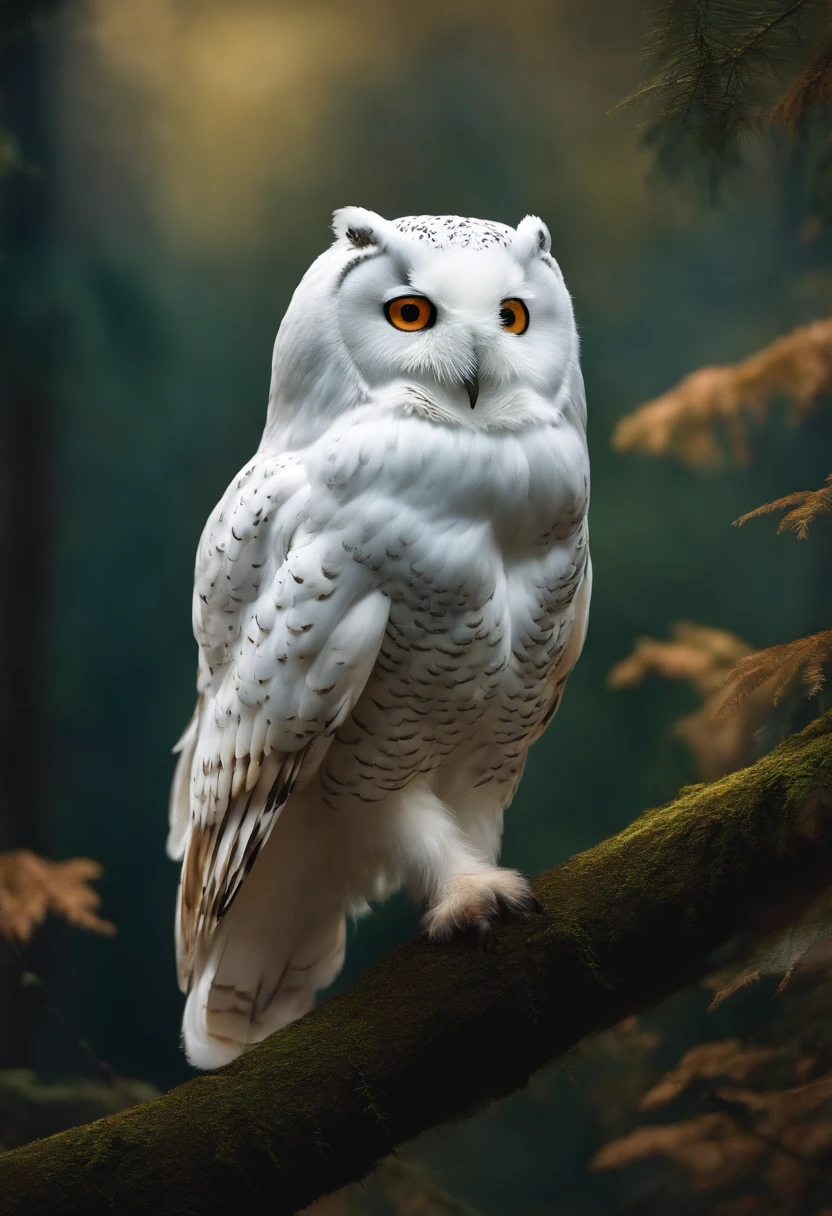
left=4, top=713, right=832, bottom=1215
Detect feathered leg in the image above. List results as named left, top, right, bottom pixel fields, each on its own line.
left=391, top=783, right=538, bottom=943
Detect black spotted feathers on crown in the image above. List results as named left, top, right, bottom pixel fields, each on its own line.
left=392, top=215, right=513, bottom=251
left=345, top=226, right=378, bottom=249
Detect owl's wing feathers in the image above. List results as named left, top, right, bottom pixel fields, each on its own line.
left=525, top=552, right=592, bottom=750
left=171, top=452, right=389, bottom=988
left=167, top=703, right=200, bottom=862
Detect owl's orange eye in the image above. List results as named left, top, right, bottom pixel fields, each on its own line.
left=499, top=298, right=529, bottom=334
left=384, top=295, right=436, bottom=332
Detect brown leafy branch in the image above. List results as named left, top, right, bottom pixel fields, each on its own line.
left=612, top=319, right=832, bottom=468
left=609, top=623, right=752, bottom=694
left=0, top=850, right=114, bottom=945
left=593, top=1042, right=832, bottom=1212
left=771, top=38, right=832, bottom=133
left=735, top=473, right=832, bottom=539
left=609, top=623, right=765, bottom=779
left=724, top=467, right=832, bottom=750
left=638, top=1040, right=778, bottom=1112
left=722, top=631, right=832, bottom=711
left=612, top=623, right=832, bottom=779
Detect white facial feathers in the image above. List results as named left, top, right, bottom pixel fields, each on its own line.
left=331, top=205, right=393, bottom=250
left=512, top=214, right=552, bottom=263
left=264, top=208, right=580, bottom=448
left=331, top=207, right=552, bottom=262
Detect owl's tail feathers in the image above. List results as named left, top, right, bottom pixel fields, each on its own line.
left=182, top=910, right=346, bottom=1070
left=179, top=802, right=347, bottom=1070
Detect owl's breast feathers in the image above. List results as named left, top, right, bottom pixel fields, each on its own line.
left=302, top=409, right=589, bottom=807
left=173, top=410, right=588, bottom=966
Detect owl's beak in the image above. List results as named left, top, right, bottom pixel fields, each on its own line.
left=462, top=370, right=480, bottom=409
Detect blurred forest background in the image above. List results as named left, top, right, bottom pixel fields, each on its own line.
left=2, top=0, right=832, bottom=1212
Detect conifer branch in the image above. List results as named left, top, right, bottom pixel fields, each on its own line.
left=618, top=0, right=828, bottom=159
left=734, top=473, right=832, bottom=537
left=722, top=630, right=832, bottom=708
left=612, top=318, right=832, bottom=468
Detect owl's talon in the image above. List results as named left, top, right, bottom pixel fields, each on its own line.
left=529, top=895, right=545, bottom=915
left=474, top=919, right=497, bottom=952
left=423, top=867, right=536, bottom=942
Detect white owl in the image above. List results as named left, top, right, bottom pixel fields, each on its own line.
left=168, top=208, right=591, bottom=1069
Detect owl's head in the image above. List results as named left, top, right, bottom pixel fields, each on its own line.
left=265, top=208, right=582, bottom=445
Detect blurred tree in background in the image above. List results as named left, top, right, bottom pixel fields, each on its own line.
left=3, top=0, right=832, bottom=1211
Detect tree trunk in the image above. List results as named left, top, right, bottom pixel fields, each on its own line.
left=3, top=712, right=832, bottom=1215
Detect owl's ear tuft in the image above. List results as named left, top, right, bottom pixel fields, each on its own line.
left=512, top=215, right=552, bottom=264
left=345, top=227, right=376, bottom=249
left=332, top=207, right=391, bottom=249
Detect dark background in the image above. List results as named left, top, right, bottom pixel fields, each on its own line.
left=1, top=2, right=829, bottom=1211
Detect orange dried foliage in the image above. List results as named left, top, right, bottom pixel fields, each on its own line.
left=722, top=630, right=832, bottom=711
left=735, top=473, right=832, bottom=539
left=727, top=1071, right=832, bottom=1121
left=640, top=1040, right=776, bottom=1111
left=724, top=472, right=832, bottom=724
left=611, top=319, right=832, bottom=468
left=771, top=41, right=832, bottom=135
left=592, top=1111, right=765, bottom=1190
left=0, top=850, right=115, bottom=945
left=708, top=969, right=765, bottom=1010
left=609, top=623, right=765, bottom=779
left=594, top=1061, right=832, bottom=1209
left=609, top=624, right=752, bottom=694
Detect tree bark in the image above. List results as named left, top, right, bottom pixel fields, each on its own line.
left=3, top=713, right=832, bottom=1216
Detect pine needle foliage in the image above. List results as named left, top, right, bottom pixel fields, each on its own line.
left=612, top=318, right=832, bottom=468
left=0, top=851, right=115, bottom=945
left=735, top=472, right=832, bottom=537
left=609, top=623, right=752, bottom=693
left=722, top=630, right=832, bottom=710
left=638, top=1040, right=778, bottom=1111
left=610, top=623, right=768, bottom=779
left=593, top=1050, right=832, bottom=1211
left=587, top=980, right=832, bottom=1214
left=619, top=0, right=831, bottom=161
left=771, top=36, right=832, bottom=131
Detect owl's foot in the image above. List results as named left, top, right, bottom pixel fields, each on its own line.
left=423, top=867, right=542, bottom=950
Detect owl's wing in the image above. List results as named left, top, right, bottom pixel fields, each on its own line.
left=170, top=452, right=389, bottom=988
left=527, top=551, right=592, bottom=749
left=498, top=544, right=592, bottom=815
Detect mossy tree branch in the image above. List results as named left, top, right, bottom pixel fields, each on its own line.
left=4, top=714, right=832, bottom=1215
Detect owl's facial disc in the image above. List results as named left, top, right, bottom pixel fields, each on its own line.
left=380, top=291, right=530, bottom=408
left=335, top=235, right=572, bottom=427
